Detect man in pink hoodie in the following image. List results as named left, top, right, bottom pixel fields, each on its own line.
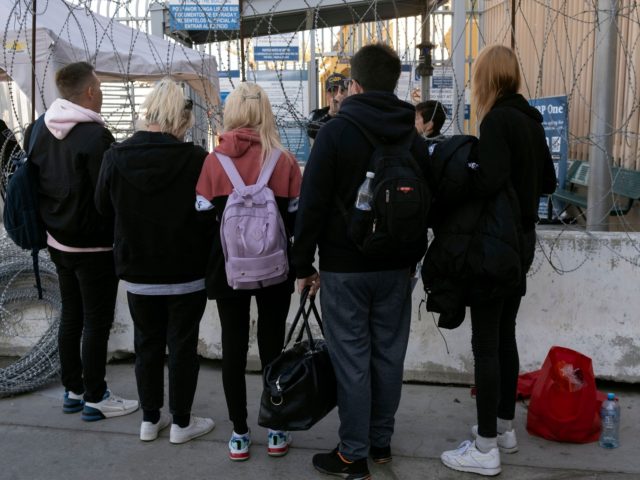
left=26, top=61, right=138, bottom=420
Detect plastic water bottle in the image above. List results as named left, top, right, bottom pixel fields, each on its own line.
left=599, top=392, right=620, bottom=448
left=355, top=171, right=375, bottom=211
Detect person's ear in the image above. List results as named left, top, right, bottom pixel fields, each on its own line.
left=425, top=120, right=434, bottom=135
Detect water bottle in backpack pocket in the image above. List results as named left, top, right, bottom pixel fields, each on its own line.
left=217, top=150, right=289, bottom=290
left=336, top=116, right=431, bottom=263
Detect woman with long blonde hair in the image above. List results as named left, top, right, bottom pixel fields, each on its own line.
left=438, top=45, right=556, bottom=475
left=196, top=82, right=302, bottom=461
left=96, top=77, right=216, bottom=445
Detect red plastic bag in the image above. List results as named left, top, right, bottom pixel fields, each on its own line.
left=526, top=346, right=600, bottom=443
left=517, top=370, right=540, bottom=399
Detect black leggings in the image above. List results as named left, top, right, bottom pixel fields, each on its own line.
left=216, top=287, right=291, bottom=433
left=470, top=293, right=522, bottom=438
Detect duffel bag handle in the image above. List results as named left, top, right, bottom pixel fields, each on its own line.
left=282, top=286, right=311, bottom=349
left=283, top=287, right=325, bottom=351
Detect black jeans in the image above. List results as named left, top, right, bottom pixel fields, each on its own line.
left=470, top=293, right=522, bottom=438
left=49, top=248, right=118, bottom=403
left=216, top=287, right=290, bottom=431
left=127, top=290, right=207, bottom=416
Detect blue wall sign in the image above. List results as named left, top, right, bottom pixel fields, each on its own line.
left=254, top=46, right=299, bottom=62
left=169, top=1, right=240, bottom=31
left=529, top=95, right=569, bottom=220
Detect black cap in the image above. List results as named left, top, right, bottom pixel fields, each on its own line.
left=325, top=73, right=346, bottom=91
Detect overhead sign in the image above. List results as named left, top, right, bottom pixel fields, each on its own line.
left=168, top=0, right=240, bottom=31
left=253, top=33, right=300, bottom=62
left=530, top=95, right=569, bottom=221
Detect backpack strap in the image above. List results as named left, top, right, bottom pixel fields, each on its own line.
left=217, top=148, right=281, bottom=191
left=26, top=115, right=45, bottom=156
left=216, top=152, right=246, bottom=190
left=24, top=115, right=46, bottom=299
left=255, top=148, right=281, bottom=187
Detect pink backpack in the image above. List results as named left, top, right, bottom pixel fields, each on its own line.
left=217, top=149, right=289, bottom=290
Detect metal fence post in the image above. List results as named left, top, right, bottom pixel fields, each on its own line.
left=587, top=0, right=619, bottom=231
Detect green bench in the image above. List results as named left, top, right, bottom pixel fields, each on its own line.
left=551, top=160, right=640, bottom=216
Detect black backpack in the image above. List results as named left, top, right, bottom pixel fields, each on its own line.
left=337, top=115, right=430, bottom=263
left=3, top=116, right=47, bottom=298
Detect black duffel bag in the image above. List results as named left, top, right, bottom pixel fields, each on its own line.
left=258, top=287, right=337, bottom=431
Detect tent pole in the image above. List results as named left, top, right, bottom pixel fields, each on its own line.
left=239, top=0, right=246, bottom=81
left=31, top=0, right=36, bottom=121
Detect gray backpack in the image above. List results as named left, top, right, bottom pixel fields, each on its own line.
left=217, top=149, right=289, bottom=290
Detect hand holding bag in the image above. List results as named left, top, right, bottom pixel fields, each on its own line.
left=258, top=287, right=337, bottom=431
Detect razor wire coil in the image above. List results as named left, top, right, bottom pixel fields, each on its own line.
left=0, top=232, right=61, bottom=397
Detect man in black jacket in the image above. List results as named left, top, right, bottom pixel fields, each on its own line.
left=293, top=44, right=430, bottom=479
left=28, top=62, right=138, bottom=420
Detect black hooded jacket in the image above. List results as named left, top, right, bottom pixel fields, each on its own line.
left=292, top=92, right=430, bottom=277
left=421, top=94, right=556, bottom=327
left=471, top=93, right=557, bottom=232
left=28, top=120, right=115, bottom=248
left=95, top=131, right=213, bottom=284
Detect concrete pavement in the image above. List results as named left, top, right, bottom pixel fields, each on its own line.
left=0, top=360, right=638, bottom=480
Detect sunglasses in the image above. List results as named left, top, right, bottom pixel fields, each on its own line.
left=344, top=78, right=359, bottom=88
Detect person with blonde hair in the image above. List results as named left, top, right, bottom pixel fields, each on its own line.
left=95, top=77, right=216, bottom=444
left=195, top=82, right=302, bottom=461
left=438, top=45, right=556, bottom=476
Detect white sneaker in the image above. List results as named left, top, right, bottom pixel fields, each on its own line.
left=82, top=390, right=139, bottom=421
left=140, top=411, right=172, bottom=441
left=229, top=431, right=251, bottom=461
left=267, top=430, right=291, bottom=457
left=170, top=416, right=215, bottom=444
left=471, top=425, right=519, bottom=453
left=441, top=440, right=501, bottom=476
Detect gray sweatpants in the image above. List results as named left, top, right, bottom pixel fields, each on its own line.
left=319, top=268, right=412, bottom=460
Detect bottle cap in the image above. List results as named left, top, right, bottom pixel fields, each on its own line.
left=365, top=171, right=375, bottom=179
left=607, top=392, right=615, bottom=400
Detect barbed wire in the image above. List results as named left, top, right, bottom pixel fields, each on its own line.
left=1, top=0, right=640, bottom=274
left=0, top=233, right=61, bottom=397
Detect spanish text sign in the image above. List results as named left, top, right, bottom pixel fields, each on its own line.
left=169, top=1, right=240, bottom=31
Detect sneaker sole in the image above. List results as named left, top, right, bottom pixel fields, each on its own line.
left=372, top=456, right=392, bottom=465
left=441, top=457, right=501, bottom=476
left=267, top=446, right=289, bottom=457
left=170, top=424, right=215, bottom=444
left=63, top=404, right=84, bottom=414
left=140, top=424, right=171, bottom=441
left=82, top=405, right=139, bottom=421
left=82, top=405, right=138, bottom=422
left=313, top=465, right=371, bottom=480
left=229, top=452, right=250, bottom=461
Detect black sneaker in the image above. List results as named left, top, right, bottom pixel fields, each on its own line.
left=370, top=445, right=392, bottom=464
left=312, top=447, right=371, bottom=480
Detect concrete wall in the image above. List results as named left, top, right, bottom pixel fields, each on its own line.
left=2, top=229, right=637, bottom=383
left=104, top=229, right=640, bottom=384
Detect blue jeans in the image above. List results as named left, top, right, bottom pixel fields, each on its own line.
left=49, top=248, right=118, bottom=403
left=320, top=268, right=412, bottom=460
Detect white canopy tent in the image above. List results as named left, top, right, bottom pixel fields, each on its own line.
left=0, top=0, right=219, bottom=117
